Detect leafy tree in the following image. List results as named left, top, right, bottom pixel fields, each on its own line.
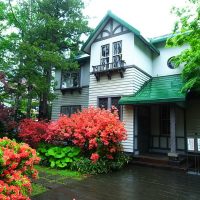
left=167, top=0, right=200, bottom=92
left=0, top=0, right=91, bottom=120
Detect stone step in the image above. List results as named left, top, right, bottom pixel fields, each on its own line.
left=132, top=160, right=188, bottom=171
left=131, top=154, right=188, bottom=171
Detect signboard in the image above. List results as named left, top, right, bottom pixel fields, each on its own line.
left=197, top=138, right=200, bottom=152
left=187, top=138, right=195, bottom=151
left=187, top=137, right=200, bottom=153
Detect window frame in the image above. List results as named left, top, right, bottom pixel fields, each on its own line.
left=60, top=70, right=80, bottom=89
left=60, top=105, right=81, bottom=117
left=112, top=41, right=122, bottom=67
left=167, top=56, right=176, bottom=69
left=100, top=44, right=110, bottom=66
left=97, top=96, right=123, bottom=120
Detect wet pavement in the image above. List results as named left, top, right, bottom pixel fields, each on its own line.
left=32, top=165, right=200, bottom=200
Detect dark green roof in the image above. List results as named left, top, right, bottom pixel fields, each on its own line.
left=119, top=74, right=186, bottom=105
left=82, top=11, right=159, bottom=55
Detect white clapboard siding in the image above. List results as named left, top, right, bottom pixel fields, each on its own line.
left=51, top=87, right=89, bottom=120
left=89, top=67, right=150, bottom=152
left=122, top=105, right=134, bottom=152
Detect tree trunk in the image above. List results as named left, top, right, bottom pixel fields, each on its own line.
left=38, top=67, right=52, bottom=120
left=26, top=85, right=32, bottom=118
left=14, top=82, right=21, bottom=122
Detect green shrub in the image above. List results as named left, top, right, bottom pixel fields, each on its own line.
left=37, top=143, right=81, bottom=168
left=70, top=152, right=130, bottom=174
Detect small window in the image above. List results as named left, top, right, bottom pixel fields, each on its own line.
left=98, top=98, right=108, bottom=109
left=167, top=57, right=176, bottom=69
left=98, top=96, right=122, bottom=120
left=101, top=44, right=109, bottom=66
left=160, top=105, right=170, bottom=135
left=61, top=71, right=80, bottom=89
left=113, top=41, right=122, bottom=68
left=60, top=105, right=81, bottom=116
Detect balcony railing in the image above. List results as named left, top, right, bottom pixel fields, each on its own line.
left=92, top=60, right=126, bottom=72
left=92, top=60, right=126, bottom=81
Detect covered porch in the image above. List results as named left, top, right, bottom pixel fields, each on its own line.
left=119, top=75, right=187, bottom=159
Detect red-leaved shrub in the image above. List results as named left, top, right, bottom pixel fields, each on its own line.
left=47, top=107, right=127, bottom=162
left=19, top=119, right=48, bottom=147
left=0, top=137, right=40, bottom=199
left=19, top=107, right=127, bottom=162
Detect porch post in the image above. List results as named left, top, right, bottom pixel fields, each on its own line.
left=134, top=107, right=139, bottom=155
left=170, top=105, right=176, bottom=153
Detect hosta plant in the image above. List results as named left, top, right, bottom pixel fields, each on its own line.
left=37, top=143, right=81, bottom=168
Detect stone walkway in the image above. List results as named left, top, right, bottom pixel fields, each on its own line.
left=32, top=165, right=200, bottom=200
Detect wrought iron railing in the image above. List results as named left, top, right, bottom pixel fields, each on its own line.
left=92, top=60, right=126, bottom=73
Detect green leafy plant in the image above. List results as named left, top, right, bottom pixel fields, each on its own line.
left=37, top=143, right=81, bottom=169
left=70, top=152, right=130, bottom=174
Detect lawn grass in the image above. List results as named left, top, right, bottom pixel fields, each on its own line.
left=34, top=165, right=84, bottom=180
left=31, top=165, right=84, bottom=197
left=31, top=183, right=47, bottom=196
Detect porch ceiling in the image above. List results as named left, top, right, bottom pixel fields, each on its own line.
left=119, top=74, right=186, bottom=105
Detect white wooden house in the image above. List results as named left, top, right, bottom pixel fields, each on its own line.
left=52, top=11, right=200, bottom=157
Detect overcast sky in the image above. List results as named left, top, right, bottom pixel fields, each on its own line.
left=83, top=0, right=186, bottom=38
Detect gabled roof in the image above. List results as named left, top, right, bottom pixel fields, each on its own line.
left=119, top=74, right=186, bottom=105
left=82, top=11, right=159, bottom=55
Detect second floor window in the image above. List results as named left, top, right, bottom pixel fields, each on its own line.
left=101, top=44, right=110, bottom=66
left=61, top=71, right=80, bottom=89
left=113, top=41, right=122, bottom=67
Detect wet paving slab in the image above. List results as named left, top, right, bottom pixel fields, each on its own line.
left=32, top=165, right=200, bottom=200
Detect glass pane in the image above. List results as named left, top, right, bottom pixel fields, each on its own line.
left=111, top=97, right=121, bottom=119
left=113, top=55, right=122, bottom=67
left=98, top=98, right=108, bottom=109
left=61, top=105, right=81, bottom=117
left=71, top=105, right=81, bottom=115
left=61, top=106, right=71, bottom=116
left=101, top=44, right=109, bottom=57
left=113, top=41, right=122, bottom=55
left=61, top=72, right=79, bottom=88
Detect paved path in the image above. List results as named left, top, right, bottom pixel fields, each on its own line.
left=32, top=165, right=200, bottom=200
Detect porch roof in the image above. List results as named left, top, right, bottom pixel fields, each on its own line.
left=119, top=74, right=186, bottom=105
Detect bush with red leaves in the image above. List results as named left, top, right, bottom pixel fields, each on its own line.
left=47, top=107, right=127, bottom=162
left=18, top=119, right=48, bottom=147
left=19, top=107, right=127, bottom=162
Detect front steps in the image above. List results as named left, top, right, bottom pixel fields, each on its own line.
left=131, top=154, right=187, bottom=171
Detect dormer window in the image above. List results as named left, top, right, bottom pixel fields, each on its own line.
left=101, top=44, right=110, bottom=66
left=61, top=71, right=80, bottom=89
left=113, top=41, right=122, bottom=68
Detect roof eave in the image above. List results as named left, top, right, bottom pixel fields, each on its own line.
left=119, top=97, right=186, bottom=105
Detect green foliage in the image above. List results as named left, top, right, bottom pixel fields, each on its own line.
left=166, top=0, right=200, bottom=92
left=31, top=183, right=47, bottom=197
left=0, top=0, right=91, bottom=119
left=70, top=152, right=130, bottom=175
left=37, top=143, right=81, bottom=169
left=34, top=165, right=82, bottom=179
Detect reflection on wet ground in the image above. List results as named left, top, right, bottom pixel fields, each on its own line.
left=33, top=165, right=200, bottom=200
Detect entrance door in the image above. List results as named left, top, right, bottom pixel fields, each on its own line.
left=137, top=106, right=151, bottom=154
